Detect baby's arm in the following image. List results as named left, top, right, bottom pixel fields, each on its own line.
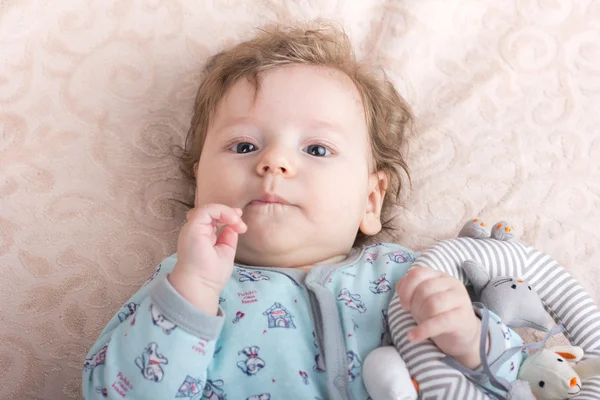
left=395, top=267, right=525, bottom=396
left=82, top=260, right=224, bottom=399
left=83, top=204, right=245, bottom=399
left=397, top=267, right=484, bottom=368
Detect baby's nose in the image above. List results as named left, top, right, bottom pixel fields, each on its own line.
left=260, top=164, right=287, bottom=174
left=256, top=147, right=295, bottom=177
left=570, top=377, right=577, bottom=387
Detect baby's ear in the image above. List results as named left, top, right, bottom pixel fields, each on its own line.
left=359, top=171, right=388, bottom=236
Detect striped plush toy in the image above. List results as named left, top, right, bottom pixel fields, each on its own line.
left=363, top=218, right=600, bottom=400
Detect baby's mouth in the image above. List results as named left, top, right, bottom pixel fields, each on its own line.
left=248, top=193, right=291, bottom=207
left=253, top=193, right=289, bottom=205
left=249, top=200, right=286, bottom=206
left=246, top=202, right=291, bottom=213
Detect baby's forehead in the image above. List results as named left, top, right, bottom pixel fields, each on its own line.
left=210, top=64, right=368, bottom=135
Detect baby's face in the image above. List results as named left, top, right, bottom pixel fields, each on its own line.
left=195, top=64, right=383, bottom=268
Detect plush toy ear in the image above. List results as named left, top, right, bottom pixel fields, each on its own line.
left=550, top=346, right=584, bottom=362
left=461, top=260, right=491, bottom=297
left=458, top=218, right=490, bottom=239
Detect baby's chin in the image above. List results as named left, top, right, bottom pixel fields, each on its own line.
left=235, top=212, right=353, bottom=267
left=235, top=228, right=301, bottom=267
left=235, top=229, right=351, bottom=269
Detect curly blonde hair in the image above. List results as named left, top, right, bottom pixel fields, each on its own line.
left=175, top=20, right=413, bottom=245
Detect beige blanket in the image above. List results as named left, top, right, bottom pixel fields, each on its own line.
left=1, top=0, right=599, bottom=398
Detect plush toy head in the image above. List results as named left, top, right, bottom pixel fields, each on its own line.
left=461, top=259, right=554, bottom=331
left=516, top=346, right=600, bottom=400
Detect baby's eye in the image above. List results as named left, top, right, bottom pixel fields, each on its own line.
left=231, top=142, right=257, bottom=154
left=304, top=144, right=331, bottom=157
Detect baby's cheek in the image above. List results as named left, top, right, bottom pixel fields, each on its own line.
left=196, top=177, right=242, bottom=205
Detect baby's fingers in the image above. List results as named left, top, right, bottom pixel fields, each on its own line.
left=407, top=310, right=458, bottom=343
left=190, top=204, right=240, bottom=224
left=396, top=267, right=443, bottom=312
left=215, top=225, right=241, bottom=255
left=187, top=204, right=246, bottom=233
left=228, top=217, right=248, bottom=234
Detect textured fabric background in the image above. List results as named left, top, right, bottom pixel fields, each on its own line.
left=1, top=0, right=599, bottom=398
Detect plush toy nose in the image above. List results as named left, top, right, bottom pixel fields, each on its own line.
left=570, top=377, right=577, bottom=387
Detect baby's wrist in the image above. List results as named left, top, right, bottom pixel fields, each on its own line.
left=168, top=268, right=222, bottom=315
left=453, top=346, right=482, bottom=370
left=453, top=319, right=490, bottom=370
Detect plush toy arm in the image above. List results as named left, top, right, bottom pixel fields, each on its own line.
left=363, top=346, right=418, bottom=400
left=574, top=357, right=600, bottom=382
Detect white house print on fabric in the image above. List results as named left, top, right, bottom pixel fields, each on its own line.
left=263, top=302, right=296, bottom=329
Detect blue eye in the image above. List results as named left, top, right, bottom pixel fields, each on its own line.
left=304, top=144, right=331, bottom=157
left=231, top=142, right=257, bottom=153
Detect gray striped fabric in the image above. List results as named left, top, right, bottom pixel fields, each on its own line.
left=388, top=237, right=600, bottom=399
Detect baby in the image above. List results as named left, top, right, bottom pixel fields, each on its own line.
left=83, top=21, right=522, bottom=400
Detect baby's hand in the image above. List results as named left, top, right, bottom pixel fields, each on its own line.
left=169, top=204, right=247, bottom=314
left=396, top=267, right=484, bottom=369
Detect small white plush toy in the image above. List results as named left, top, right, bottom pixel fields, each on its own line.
left=363, top=346, right=418, bottom=400
left=518, top=346, right=600, bottom=400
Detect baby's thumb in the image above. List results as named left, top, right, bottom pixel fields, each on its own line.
left=215, top=225, right=240, bottom=259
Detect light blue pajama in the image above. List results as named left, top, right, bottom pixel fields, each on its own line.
left=82, top=243, right=524, bottom=399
